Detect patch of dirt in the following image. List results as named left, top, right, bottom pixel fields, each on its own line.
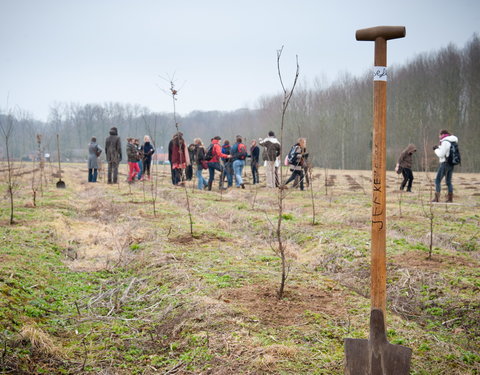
left=168, top=231, right=228, bottom=245
left=168, top=233, right=196, bottom=244
left=391, top=250, right=477, bottom=271
left=222, top=283, right=346, bottom=326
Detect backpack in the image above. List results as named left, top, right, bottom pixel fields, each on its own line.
left=287, top=145, right=298, bottom=165
left=204, top=144, right=214, bottom=161
left=446, top=141, right=461, bottom=166
left=233, top=143, right=247, bottom=160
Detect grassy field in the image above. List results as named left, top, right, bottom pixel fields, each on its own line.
left=0, top=162, right=479, bottom=374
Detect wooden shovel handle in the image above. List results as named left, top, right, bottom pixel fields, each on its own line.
left=356, top=26, right=406, bottom=313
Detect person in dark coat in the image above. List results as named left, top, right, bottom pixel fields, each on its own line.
left=186, top=143, right=195, bottom=181
left=105, top=127, right=122, bottom=184
left=221, top=140, right=233, bottom=188
left=88, top=137, right=102, bottom=182
left=168, top=132, right=183, bottom=185
left=141, top=135, right=155, bottom=180
left=249, top=140, right=260, bottom=185
left=283, top=138, right=306, bottom=191
left=134, top=138, right=143, bottom=180
left=395, top=144, right=417, bottom=192
left=193, top=138, right=208, bottom=190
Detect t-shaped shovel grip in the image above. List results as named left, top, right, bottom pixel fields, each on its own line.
left=357, top=26, right=406, bottom=66
left=356, top=26, right=406, bottom=42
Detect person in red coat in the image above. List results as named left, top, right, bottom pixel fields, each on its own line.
left=206, top=136, right=231, bottom=191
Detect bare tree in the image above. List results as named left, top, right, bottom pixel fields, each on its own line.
left=274, top=46, right=300, bottom=299
left=308, top=162, right=317, bottom=225
left=0, top=113, right=16, bottom=224
left=164, top=77, right=194, bottom=236
left=420, top=130, right=435, bottom=260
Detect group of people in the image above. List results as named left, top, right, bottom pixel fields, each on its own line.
left=87, top=127, right=155, bottom=184
left=166, top=131, right=309, bottom=191
left=87, top=127, right=460, bottom=202
left=395, top=129, right=460, bottom=202
left=126, top=135, right=155, bottom=183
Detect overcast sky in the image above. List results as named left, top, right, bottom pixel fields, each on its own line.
left=1, top=0, right=479, bottom=121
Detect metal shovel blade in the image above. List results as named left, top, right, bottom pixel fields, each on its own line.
left=56, top=180, right=66, bottom=189
left=344, top=309, right=412, bottom=375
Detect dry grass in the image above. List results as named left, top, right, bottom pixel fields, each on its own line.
left=19, top=323, right=63, bottom=358
left=2, top=163, right=479, bottom=374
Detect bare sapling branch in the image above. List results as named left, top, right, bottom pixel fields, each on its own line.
left=166, top=76, right=194, bottom=236
left=0, top=113, right=16, bottom=224
left=308, top=159, right=316, bottom=225
left=275, top=46, right=300, bottom=299
left=421, top=131, right=435, bottom=260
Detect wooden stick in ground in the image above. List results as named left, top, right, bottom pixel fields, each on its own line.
left=356, top=26, right=406, bottom=314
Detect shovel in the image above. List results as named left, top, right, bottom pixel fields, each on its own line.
left=344, top=26, right=411, bottom=374
left=56, top=134, right=66, bottom=189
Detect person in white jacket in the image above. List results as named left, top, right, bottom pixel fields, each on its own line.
left=432, top=129, right=458, bottom=202
left=259, top=131, right=281, bottom=188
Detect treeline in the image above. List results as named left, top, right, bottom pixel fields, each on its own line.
left=1, top=34, right=479, bottom=172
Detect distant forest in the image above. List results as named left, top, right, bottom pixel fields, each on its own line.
left=1, top=34, right=479, bottom=172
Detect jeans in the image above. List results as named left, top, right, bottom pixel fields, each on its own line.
left=137, top=160, right=143, bottom=179
left=233, top=159, right=245, bottom=186
left=435, top=162, right=454, bottom=193
left=251, top=161, right=259, bottom=184
left=400, top=167, right=414, bottom=191
left=208, top=162, right=224, bottom=187
left=172, top=168, right=183, bottom=185
left=285, top=169, right=304, bottom=190
left=88, top=168, right=98, bottom=182
left=223, top=161, right=233, bottom=187
left=196, top=167, right=208, bottom=189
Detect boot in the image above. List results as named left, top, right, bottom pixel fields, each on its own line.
left=446, top=192, right=453, bottom=203
left=432, top=192, right=440, bottom=203
left=207, top=181, right=212, bottom=191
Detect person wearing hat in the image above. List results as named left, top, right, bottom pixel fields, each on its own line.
left=105, top=127, right=122, bottom=184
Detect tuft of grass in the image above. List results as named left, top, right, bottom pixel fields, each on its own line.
left=19, top=323, right=63, bottom=358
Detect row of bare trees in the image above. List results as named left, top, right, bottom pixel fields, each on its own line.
left=1, top=34, right=479, bottom=172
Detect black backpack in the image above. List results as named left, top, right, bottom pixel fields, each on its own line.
left=287, top=145, right=298, bottom=165
left=204, top=144, right=214, bottom=161
left=446, top=141, right=461, bottom=166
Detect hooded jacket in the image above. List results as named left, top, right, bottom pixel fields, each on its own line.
left=435, top=134, right=458, bottom=163
left=397, top=144, right=417, bottom=169
left=208, top=139, right=229, bottom=163
left=127, top=142, right=139, bottom=162
left=105, top=128, right=122, bottom=163
left=259, top=136, right=281, bottom=161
